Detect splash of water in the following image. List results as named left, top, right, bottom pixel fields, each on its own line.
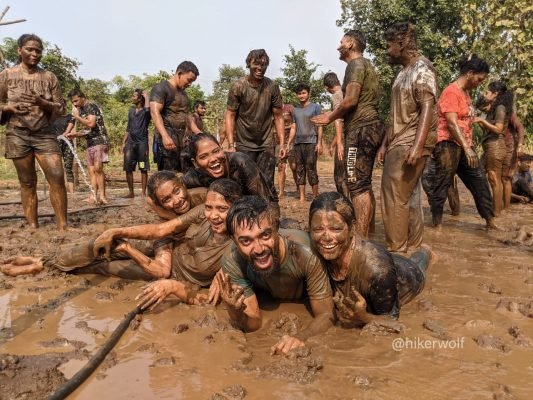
left=57, top=135, right=96, bottom=199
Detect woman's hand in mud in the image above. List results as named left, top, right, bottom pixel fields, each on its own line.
left=1, top=256, right=44, bottom=277
left=207, top=270, right=224, bottom=305
left=93, top=230, right=116, bottom=259
left=271, top=334, right=305, bottom=356
left=216, top=272, right=245, bottom=312
left=135, top=280, right=175, bottom=311
left=463, top=147, right=479, bottom=168
left=333, top=288, right=367, bottom=322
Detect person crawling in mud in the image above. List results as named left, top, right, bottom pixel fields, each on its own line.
left=1, top=178, right=239, bottom=307
left=217, top=195, right=334, bottom=355
left=308, top=192, right=433, bottom=326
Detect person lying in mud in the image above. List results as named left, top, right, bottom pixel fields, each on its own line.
left=0, top=178, right=235, bottom=305
left=308, top=192, right=433, bottom=326
left=217, top=195, right=334, bottom=355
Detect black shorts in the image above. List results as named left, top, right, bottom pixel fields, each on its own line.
left=344, top=121, right=384, bottom=197
left=123, top=141, right=149, bottom=172
left=4, top=125, right=61, bottom=159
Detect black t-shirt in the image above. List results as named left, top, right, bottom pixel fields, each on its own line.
left=52, top=114, right=73, bottom=137
left=150, top=80, right=189, bottom=134
left=127, top=107, right=151, bottom=143
left=79, top=102, right=108, bottom=148
left=182, top=151, right=278, bottom=202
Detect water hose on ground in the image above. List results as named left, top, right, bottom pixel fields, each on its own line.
left=48, top=305, right=143, bottom=400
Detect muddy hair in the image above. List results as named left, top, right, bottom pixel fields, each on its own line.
left=457, top=54, right=490, bottom=75
left=345, top=29, right=366, bottom=52
left=226, top=195, right=279, bottom=237
left=245, top=49, right=270, bottom=68
left=309, top=192, right=356, bottom=231
left=488, top=81, right=514, bottom=116
left=146, top=171, right=186, bottom=206
left=133, top=88, right=145, bottom=107
left=194, top=100, right=206, bottom=109
left=208, top=178, right=242, bottom=205
left=323, top=72, right=340, bottom=89
left=17, top=34, right=43, bottom=49
left=188, top=132, right=220, bottom=160
left=176, top=61, right=199, bottom=76
left=384, top=22, right=418, bottom=51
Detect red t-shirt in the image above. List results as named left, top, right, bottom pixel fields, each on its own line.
left=437, top=83, right=475, bottom=146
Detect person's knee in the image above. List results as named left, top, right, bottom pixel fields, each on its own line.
left=487, top=171, right=498, bottom=185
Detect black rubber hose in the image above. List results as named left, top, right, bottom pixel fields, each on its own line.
left=48, top=306, right=143, bottom=400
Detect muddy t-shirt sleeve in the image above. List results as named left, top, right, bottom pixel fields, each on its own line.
left=50, top=73, right=64, bottom=115
left=303, top=253, right=332, bottom=300
left=222, top=247, right=255, bottom=298
left=150, top=82, right=167, bottom=105
left=413, top=62, right=437, bottom=104
left=270, top=82, right=283, bottom=109
left=226, top=80, right=242, bottom=112
left=0, top=70, right=7, bottom=124
left=345, top=58, right=366, bottom=86
left=494, top=104, right=506, bottom=124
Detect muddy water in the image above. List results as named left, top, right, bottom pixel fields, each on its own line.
left=1, top=168, right=532, bottom=399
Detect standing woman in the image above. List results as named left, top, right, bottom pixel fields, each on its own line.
left=0, top=34, right=67, bottom=230
left=422, top=54, right=497, bottom=229
left=474, top=81, right=513, bottom=217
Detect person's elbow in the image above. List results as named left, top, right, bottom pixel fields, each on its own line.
left=243, top=317, right=262, bottom=332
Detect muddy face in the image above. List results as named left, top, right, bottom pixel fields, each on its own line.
left=386, top=40, right=403, bottom=65
left=194, top=139, right=227, bottom=178
left=176, top=71, right=197, bottom=90
left=310, top=210, right=352, bottom=261
left=233, top=215, right=280, bottom=276
left=465, top=71, right=487, bottom=91
left=18, top=40, right=43, bottom=68
left=155, top=180, right=190, bottom=214
left=204, top=191, right=230, bottom=235
left=337, top=35, right=353, bottom=61
left=249, top=57, right=268, bottom=81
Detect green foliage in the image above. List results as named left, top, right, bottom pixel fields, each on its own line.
left=278, top=45, right=329, bottom=106
left=185, top=84, right=205, bottom=110
left=205, top=64, right=246, bottom=133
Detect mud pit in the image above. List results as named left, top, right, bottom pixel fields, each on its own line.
left=1, top=165, right=532, bottom=399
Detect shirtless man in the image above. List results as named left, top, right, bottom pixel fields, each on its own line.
left=217, top=195, right=334, bottom=355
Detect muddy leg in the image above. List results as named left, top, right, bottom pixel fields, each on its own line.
left=1, top=256, right=44, bottom=276
left=12, top=153, right=39, bottom=228
left=35, top=153, right=68, bottom=231
left=352, top=191, right=373, bottom=237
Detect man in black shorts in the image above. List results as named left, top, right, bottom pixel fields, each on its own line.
left=122, top=89, right=151, bottom=197
left=150, top=61, right=199, bottom=172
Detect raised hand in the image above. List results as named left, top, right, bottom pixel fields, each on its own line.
left=135, top=280, right=175, bottom=311
left=216, top=271, right=245, bottom=312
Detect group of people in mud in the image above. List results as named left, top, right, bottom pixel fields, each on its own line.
left=1, top=22, right=531, bottom=354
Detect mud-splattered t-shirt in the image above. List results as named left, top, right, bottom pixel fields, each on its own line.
left=78, top=102, right=108, bottom=148
left=171, top=218, right=231, bottom=286
left=222, top=236, right=332, bottom=301
left=227, top=76, right=282, bottom=151
left=150, top=80, right=189, bottom=134
left=387, top=57, right=438, bottom=155
left=342, top=57, right=379, bottom=130
left=330, top=238, right=426, bottom=319
left=0, top=64, right=64, bottom=131
left=182, top=151, right=278, bottom=203
left=437, top=83, right=475, bottom=147
left=482, top=104, right=509, bottom=144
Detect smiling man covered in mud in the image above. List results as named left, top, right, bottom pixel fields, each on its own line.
left=217, top=195, right=334, bottom=355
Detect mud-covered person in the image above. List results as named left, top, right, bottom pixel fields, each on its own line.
left=309, top=192, right=432, bottom=327
left=502, top=112, right=526, bottom=208
left=181, top=100, right=207, bottom=174
left=287, top=83, right=323, bottom=202
left=0, top=34, right=67, bottom=230
left=322, top=72, right=348, bottom=197
left=181, top=132, right=280, bottom=217
left=474, top=81, right=514, bottom=217
left=376, top=22, right=438, bottom=253
left=0, top=175, right=218, bottom=284
left=277, top=104, right=297, bottom=199
left=121, top=89, right=151, bottom=198
left=150, top=61, right=199, bottom=172
left=512, top=161, right=533, bottom=203
left=312, top=30, right=383, bottom=237
left=224, top=49, right=286, bottom=188
left=66, top=88, right=110, bottom=205
left=217, top=195, right=334, bottom=355
left=422, top=55, right=497, bottom=229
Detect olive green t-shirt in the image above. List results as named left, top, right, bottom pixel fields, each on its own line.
left=342, top=57, right=379, bottom=130
left=222, top=234, right=331, bottom=301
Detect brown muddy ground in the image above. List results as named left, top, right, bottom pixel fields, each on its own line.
left=0, top=161, right=532, bottom=400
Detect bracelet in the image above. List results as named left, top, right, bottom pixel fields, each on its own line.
left=229, top=143, right=237, bottom=148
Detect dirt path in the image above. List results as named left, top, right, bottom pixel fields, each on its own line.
left=1, top=164, right=532, bottom=400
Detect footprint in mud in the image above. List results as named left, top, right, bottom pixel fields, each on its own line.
left=267, top=312, right=301, bottom=338
left=94, top=291, right=116, bottom=302
left=473, top=335, right=511, bottom=353
left=360, top=320, right=405, bottom=336
left=150, top=356, right=176, bottom=367
left=211, top=384, right=247, bottom=400
left=422, top=319, right=451, bottom=340
left=39, top=337, right=87, bottom=350
left=108, top=279, right=134, bottom=291
left=75, top=321, right=105, bottom=338
left=136, top=343, right=159, bottom=353
left=259, top=347, right=323, bottom=384
left=508, top=326, right=533, bottom=347
left=478, top=282, right=502, bottom=294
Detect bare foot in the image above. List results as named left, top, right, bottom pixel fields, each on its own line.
left=1, top=256, right=44, bottom=276
left=84, top=196, right=97, bottom=205
left=122, top=193, right=134, bottom=199
left=486, top=218, right=501, bottom=231
left=99, top=197, right=109, bottom=205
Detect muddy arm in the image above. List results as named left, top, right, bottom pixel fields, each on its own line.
left=116, top=242, right=172, bottom=279
left=297, top=297, right=335, bottom=341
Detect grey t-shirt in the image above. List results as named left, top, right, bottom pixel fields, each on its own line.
left=293, top=103, right=321, bottom=144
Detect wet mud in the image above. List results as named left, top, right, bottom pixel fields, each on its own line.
left=1, top=165, right=532, bottom=399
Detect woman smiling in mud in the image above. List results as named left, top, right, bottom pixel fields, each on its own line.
left=1, top=178, right=242, bottom=306
left=309, top=192, right=433, bottom=325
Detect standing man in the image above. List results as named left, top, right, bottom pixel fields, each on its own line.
left=67, top=88, right=110, bottom=205
left=288, top=83, right=323, bottom=202
left=150, top=61, right=199, bottom=172
left=122, top=89, right=151, bottom=198
left=376, top=22, right=438, bottom=252
left=277, top=104, right=297, bottom=199
left=323, top=72, right=348, bottom=197
left=182, top=99, right=206, bottom=173
left=225, top=49, right=286, bottom=188
left=312, top=30, right=383, bottom=236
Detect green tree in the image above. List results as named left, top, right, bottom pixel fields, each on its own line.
left=185, top=84, right=205, bottom=110
left=205, top=64, right=246, bottom=133
left=278, top=45, right=328, bottom=106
